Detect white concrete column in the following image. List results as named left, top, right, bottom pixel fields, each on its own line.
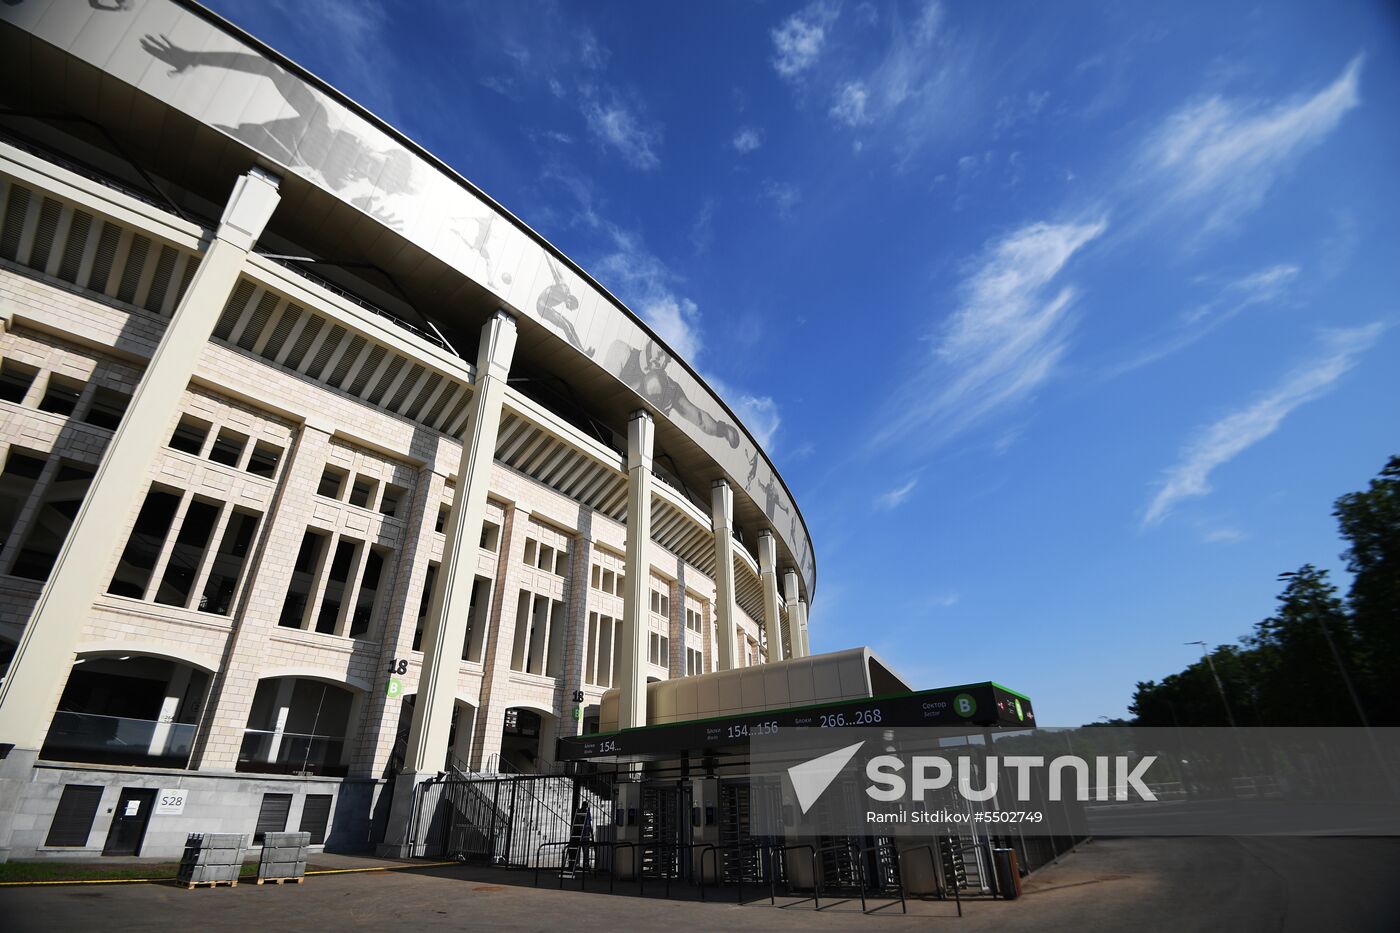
left=147, top=664, right=193, bottom=757
left=758, top=531, right=782, bottom=663
left=403, top=310, right=516, bottom=774
left=797, top=598, right=811, bottom=657
left=782, top=569, right=807, bottom=659
left=710, top=479, right=738, bottom=672
left=0, top=167, right=281, bottom=754
left=618, top=410, right=654, bottom=730
left=265, top=677, right=297, bottom=764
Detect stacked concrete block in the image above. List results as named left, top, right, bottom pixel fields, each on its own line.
left=257, top=831, right=310, bottom=884
left=177, top=832, right=245, bottom=888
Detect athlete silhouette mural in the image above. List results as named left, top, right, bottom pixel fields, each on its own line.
left=746, top=448, right=791, bottom=524
left=608, top=339, right=740, bottom=448
left=537, top=256, right=594, bottom=357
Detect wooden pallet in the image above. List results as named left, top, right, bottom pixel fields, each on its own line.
left=255, top=876, right=305, bottom=885
left=183, top=878, right=238, bottom=890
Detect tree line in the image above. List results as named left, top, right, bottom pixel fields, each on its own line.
left=1129, top=456, right=1398, bottom=728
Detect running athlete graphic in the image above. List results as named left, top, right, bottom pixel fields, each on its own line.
left=745, top=448, right=791, bottom=523
left=139, top=34, right=415, bottom=228
left=452, top=213, right=512, bottom=290
left=609, top=339, right=740, bottom=448
left=536, top=256, right=593, bottom=357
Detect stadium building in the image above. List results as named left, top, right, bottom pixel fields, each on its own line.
left=0, top=4, right=1054, bottom=896
left=0, top=0, right=819, bottom=861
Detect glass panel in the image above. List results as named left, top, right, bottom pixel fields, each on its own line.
left=246, top=441, right=282, bottom=478
left=41, top=712, right=196, bottom=768
left=12, top=463, right=96, bottom=581
left=236, top=730, right=348, bottom=777
left=37, top=375, right=82, bottom=416
left=169, top=415, right=209, bottom=455
left=279, top=530, right=327, bottom=627
left=207, top=428, right=247, bottom=466
left=314, top=538, right=359, bottom=634
left=82, top=386, right=130, bottom=430
left=200, top=510, right=260, bottom=615
left=154, top=499, right=220, bottom=607
left=0, top=359, right=37, bottom=403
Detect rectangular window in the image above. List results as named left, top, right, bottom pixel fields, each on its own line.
left=687, top=647, right=704, bottom=676
left=348, top=547, right=386, bottom=638
left=378, top=484, right=406, bottom=518
left=11, top=462, right=95, bottom=582
left=585, top=612, right=599, bottom=685
left=348, top=475, right=376, bottom=509
left=317, top=466, right=346, bottom=499
left=554, top=548, right=569, bottom=576
left=686, top=607, right=703, bottom=633
left=208, top=428, right=247, bottom=467
left=107, top=487, right=181, bottom=596
left=37, top=374, right=83, bottom=416
left=523, top=538, right=537, bottom=567
left=81, top=386, right=131, bottom=431
left=44, top=784, right=103, bottom=847
left=253, top=792, right=292, bottom=845
left=154, top=499, right=220, bottom=607
left=169, top=415, right=210, bottom=455
left=479, top=521, right=499, bottom=551
left=279, top=530, right=328, bottom=628
left=590, top=565, right=601, bottom=590
left=299, top=794, right=333, bottom=846
left=538, top=543, right=554, bottom=573
left=601, top=569, right=614, bottom=594
left=435, top=504, right=449, bottom=534
left=412, top=563, right=438, bottom=652
left=0, top=359, right=38, bottom=403
left=200, top=510, right=260, bottom=615
left=314, top=538, right=359, bottom=634
left=463, top=576, right=491, bottom=662
left=0, top=449, right=45, bottom=555
left=245, top=441, right=282, bottom=478
left=648, top=631, right=669, bottom=667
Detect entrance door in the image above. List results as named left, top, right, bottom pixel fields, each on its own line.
left=102, top=788, right=157, bottom=856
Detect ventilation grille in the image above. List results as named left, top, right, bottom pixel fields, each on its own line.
left=0, top=176, right=197, bottom=316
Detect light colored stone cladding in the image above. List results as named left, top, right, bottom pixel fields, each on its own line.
left=0, top=225, right=755, bottom=787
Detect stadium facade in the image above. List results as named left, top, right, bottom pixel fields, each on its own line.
left=0, top=0, right=816, bottom=860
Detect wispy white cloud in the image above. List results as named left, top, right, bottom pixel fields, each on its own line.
left=1203, top=527, right=1247, bottom=544
left=1142, top=55, right=1363, bottom=230
left=875, top=477, right=919, bottom=510
left=1109, top=263, right=1300, bottom=376
left=763, top=180, right=802, bottom=217
left=771, top=2, right=839, bottom=80
left=594, top=228, right=701, bottom=358
left=1142, top=322, right=1385, bottom=527
left=874, top=218, right=1107, bottom=448
left=732, top=127, right=764, bottom=153
left=830, top=81, right=871, bottom=126
left=709, top=383, right=781, bottom=451
left=581, top=92, right=662, bottom=170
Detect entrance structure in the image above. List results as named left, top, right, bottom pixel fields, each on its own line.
left=0, top=0, right=814, bottom=861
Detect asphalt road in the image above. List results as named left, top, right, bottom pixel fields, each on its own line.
left=2, top=836, right=1397, bottom=932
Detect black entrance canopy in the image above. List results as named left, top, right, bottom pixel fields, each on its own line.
left=556, top=681, right=1034, bottom=763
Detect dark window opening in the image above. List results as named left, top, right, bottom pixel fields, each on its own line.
left=378, top=484, right=405, bottom=518
left=349, top=548, right=386, bottom=638
left=200, top=510, right=260, bottom=615
left=253, top=793, right=292, bottom=845
left=45, top=784, right=103, bottom=847
left=348, top=476, right=375, bottom=509
left=107, top=488, right=181, bottom=597
left=314, top=538, right=358, bottom=634
left=37, top=375, right=83, bottom=416
left=279, top=530, right=328, bottom=628
left=317, top=467, right=346, bottom=499
left=246, top=441, right=282, bottom=478
left=82, top=385, right=131, bottom=431
left=154, top=499, right=220, bottom=607
left=11, top=462, right=95, bottom=581
left=208, top=428, right=247, bottom=467
left=169, top=415, right=210, bottom=455
left=412, top=563, right=438, bottom=652
left=0, top=449, right=46, bottom=555
left=0, top=359, right=39, bottom=403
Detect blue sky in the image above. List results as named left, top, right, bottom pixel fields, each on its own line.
left=205, top=0, right=1400, bottom=724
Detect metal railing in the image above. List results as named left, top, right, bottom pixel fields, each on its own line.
left=40, top=711, right=196, bottom=768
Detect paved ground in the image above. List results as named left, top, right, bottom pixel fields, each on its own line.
left=2, top=837, right=1397, bottom=931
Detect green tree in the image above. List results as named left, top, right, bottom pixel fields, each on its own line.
left=1333, top=455, right=1400, bottom=722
